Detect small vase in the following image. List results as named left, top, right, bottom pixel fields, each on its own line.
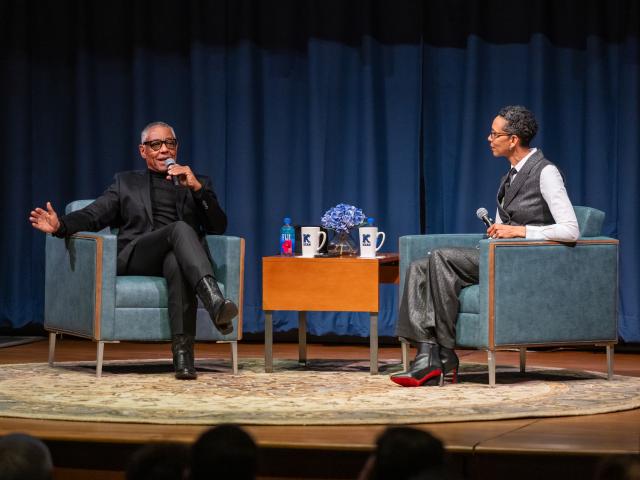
left=327, top=231, right=358, bottom=256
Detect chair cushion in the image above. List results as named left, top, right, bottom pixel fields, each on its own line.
left=458, top=284, right=479, bottom=314
left=115, top=276, right=226, bottom=308
left=456, top=312, right=487, bottom=348
left=114, top=308, right=172, bottom=340
left=116, top=276, right=168, bottom=308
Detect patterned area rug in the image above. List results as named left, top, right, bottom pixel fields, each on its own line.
left=1, top=359, right=639, bottom=425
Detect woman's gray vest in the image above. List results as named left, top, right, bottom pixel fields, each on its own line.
left=496, top=149, right=557, bottom=226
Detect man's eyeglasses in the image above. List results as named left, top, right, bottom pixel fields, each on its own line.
left=489, top=131, right=511, bottom=140
left=143, top=138, right=178, bottom=151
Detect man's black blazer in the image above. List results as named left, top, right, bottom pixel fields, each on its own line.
left=58, top=170, right=227, bottom=272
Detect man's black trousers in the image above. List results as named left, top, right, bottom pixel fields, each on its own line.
left=116, top=221, right=214, bottom=335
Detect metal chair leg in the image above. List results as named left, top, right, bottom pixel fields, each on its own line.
left=401, top=340, right=410, bottom=371
left=606, top=344, right=615, bottom=380
left=519, top=347, right=526, bottom=373
left=96, top=341, right=105, bottom=378
left=48, top=332, right=57, bottom=366
left=231, top=341, right=238, bottom=375
left=488, top=350, right=496, bottom=387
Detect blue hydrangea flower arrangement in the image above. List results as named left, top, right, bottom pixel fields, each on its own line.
left=320, top=203, right=367, bottom=233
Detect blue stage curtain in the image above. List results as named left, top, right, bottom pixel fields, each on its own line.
left=1, top=1, right=638, bottom=341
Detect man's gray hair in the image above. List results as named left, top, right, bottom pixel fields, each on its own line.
left=497, top=105, right=538, bottom=146
left=140, top=121, right=177, bottom=144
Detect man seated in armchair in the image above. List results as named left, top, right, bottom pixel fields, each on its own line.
left=29, top=121, right=237, bottom=380
left=391, top=105, right=580, bottom=387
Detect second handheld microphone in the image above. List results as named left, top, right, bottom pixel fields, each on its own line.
left=475, top=207, right=494, bottom=228
left=164, top=159, right=180, bottom=186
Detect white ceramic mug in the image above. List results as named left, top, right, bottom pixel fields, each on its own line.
left=359, top=226, right=385, bottom=258
left=301, top=226, right=327, bottom=257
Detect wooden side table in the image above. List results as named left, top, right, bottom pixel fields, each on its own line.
left=262, top=254, right=399, bottom=374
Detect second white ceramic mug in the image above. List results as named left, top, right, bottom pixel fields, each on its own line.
left=301, top=226, right=327, bottom=257
left=359, top=226, right=385, bottom=258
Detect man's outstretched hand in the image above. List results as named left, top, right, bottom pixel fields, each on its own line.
left=29, top=202, right=61, bottom=234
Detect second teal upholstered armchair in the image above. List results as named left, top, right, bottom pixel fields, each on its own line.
left=44, top=200, right=245, bottom=377
left=399, top=206, right=618, bottom=386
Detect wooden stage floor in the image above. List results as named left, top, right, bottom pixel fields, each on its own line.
left=1, top=338, right=639, bottom=479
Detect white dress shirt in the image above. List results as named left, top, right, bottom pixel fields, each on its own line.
left=495, top=148, right=579, bottom=242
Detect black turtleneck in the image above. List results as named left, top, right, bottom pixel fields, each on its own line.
left=149, top=170, right=178, bottom=228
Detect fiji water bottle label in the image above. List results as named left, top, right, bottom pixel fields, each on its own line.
left=280, top=234, right=294, bottom=255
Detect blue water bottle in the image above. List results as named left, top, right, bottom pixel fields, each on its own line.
left=280, top=217, right=295, bottom=256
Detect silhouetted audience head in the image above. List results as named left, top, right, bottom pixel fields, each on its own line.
left=190, top=424, right=258, bottom=480
left=0, top=433, right=53, bottom=480
left=362, top=427, right=446, bottom=480
left=595, top=455, right=640, bottom=480
left=126, top=442, right=189, bottom=480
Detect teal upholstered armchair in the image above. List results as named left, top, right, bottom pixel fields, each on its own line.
left=45, top=200, right=245, bottom=377
left=399, top=206, right=618, bottom=387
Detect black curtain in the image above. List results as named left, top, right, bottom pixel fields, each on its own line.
left=1, top=0, right=638, bottom=341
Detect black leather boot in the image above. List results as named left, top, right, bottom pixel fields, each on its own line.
left=439, top=346, right=460, bottom=384
left=172, top=334, right=197, bottom=380
left=195, top=275, right=237, bottom=335
left=390, top=342, right=444, bottom=387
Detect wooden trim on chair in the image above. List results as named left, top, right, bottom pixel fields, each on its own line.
left=488, top=243, right=496, bottom=350
left=73, top=234, right=104, bottom=341
left=490, top=239, right=619, bottom=248
left=236, top=238, right=246, bottom=341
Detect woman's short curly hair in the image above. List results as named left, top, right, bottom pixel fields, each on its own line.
left=497, top=105, right=538, bottom=146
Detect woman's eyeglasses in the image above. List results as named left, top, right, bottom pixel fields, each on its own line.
left=489, top=131, right=511, bottom=140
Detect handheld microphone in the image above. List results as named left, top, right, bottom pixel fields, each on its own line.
left=164, top=159, right=180, bottom=186
left=476, top=207, right=494, bottom=228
